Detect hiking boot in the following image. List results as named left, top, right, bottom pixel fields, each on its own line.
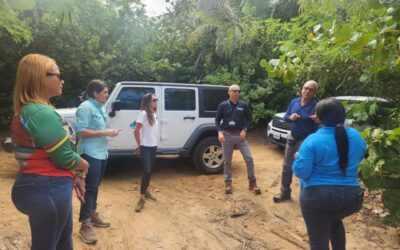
left=91, top=211, right=110, bottom=228
left=135, top=199, right=145, bottom=212
left=249, top=180, right=261, bottom=195
left=145, top=191, right=156, bottom=201
left=225, top=183, right=232, bottom=194
left=79, top=222, right=97, bottom=244
left=273, top=192, right=291, bottom=203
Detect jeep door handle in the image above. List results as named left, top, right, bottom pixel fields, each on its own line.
left=183, top=116, right=195, bottom=120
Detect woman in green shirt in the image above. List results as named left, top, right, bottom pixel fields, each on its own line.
left=11, top=54, right=89, bottom=250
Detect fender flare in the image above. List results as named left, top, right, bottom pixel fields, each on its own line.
left=182, top=124, right=218, bottom=153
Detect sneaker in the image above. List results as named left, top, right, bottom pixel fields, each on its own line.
left=91, top=211, right=110, bottom=228
left=225, top=183, right=232, bottom=194
left=145, top=191, right=157, bottom=201
left=135, top=199, right=145, bottom=212
left=272, top=192, right=291, bottom=203
left=79, top=222, right=97, bottom=244
left=249, top=180, right=261, bottom=195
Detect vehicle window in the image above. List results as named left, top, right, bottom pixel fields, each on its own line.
left=165, top=88, right=195, bottom=111
left=115, top=87, right=155, bottom=110
left=202, top=89, right=228, bottom=111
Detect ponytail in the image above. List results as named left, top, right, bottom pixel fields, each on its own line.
left=335, top=124, right=349, bottom=176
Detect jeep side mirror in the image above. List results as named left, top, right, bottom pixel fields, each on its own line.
left=109, top=100, right=121, bottom=117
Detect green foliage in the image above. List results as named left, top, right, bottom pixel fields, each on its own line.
left=260, top=0, right=400, bottom=102
left=343, top=101, right=400, bottom=129
left=0, top=0, right=33, bottom=43
left=359, top=127, right=400, bottom=227
left=188, top=0, right=243, bottom=58
left=245, top=78, right=295, bottom=123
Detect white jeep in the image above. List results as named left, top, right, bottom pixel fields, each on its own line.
left=57, top=81, right=229, bottom=174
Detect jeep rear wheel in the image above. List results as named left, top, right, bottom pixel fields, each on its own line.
left=193, top=137, right=223, bottom=174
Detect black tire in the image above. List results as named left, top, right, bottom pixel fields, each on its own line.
left=193, top=137, right=223, bottom=174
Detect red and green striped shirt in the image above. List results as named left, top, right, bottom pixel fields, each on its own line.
left=11, top=103, right=81, bottom=178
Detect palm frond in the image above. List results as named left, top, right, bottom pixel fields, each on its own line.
left=186, top=23, right=217, bottom=47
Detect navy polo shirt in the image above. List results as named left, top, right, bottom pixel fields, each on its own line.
left=215, top=99, right=252, bottom=131
left=284, top=97, right=318, bottom=140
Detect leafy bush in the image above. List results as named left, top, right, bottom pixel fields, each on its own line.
left=359, top=127, right=400, bottom=227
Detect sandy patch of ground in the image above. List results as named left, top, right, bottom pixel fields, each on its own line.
left=0, top=133, right=399, bottom=249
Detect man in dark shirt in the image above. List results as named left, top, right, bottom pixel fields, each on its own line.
left=273, top=80, right=318, bottom=203
left=215, top=84, right=261, bottom=195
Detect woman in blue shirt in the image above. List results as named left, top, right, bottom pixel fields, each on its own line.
left=75, top=80, right=120, bottom=244
left=293, top=97, right=366, bottom=250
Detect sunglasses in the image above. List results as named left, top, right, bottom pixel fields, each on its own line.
left=47, top=72, right=63, bottom=81
left=152, top=98, right=158, bottom=102
left=230, top=89, right=241, bottom=93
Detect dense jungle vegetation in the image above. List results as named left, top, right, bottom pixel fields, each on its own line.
left=0, top=0, right=399, bottom=226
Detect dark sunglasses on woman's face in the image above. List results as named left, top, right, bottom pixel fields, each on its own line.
left=46, top=72, right=63, bottom=81
left=152, top=98, right=158, bottom=102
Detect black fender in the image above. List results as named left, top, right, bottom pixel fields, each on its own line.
left=182, top=124, right=218, bottom=156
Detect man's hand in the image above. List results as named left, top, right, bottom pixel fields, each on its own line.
left=309, top=114, right=321, bottom=123
left=290, top=113, right=300, bottom=121
left=218, top=131, right=225, bottom=144
left=240, top=130, right=246, bottom=141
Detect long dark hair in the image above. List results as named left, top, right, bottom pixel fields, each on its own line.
left=86, top=79, right=107, bottom=99
left=316, top=98, right=349, bottom=176
left=141, top=93, right=156, bottom=126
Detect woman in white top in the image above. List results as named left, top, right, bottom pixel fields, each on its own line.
left=133, top=93, right=159, bottom=212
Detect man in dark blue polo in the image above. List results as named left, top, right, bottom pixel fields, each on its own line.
left=216, top=84, right=261, bottom=195
left=273, top=80, right=318, bottom=202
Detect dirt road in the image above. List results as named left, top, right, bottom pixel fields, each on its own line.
left=0, top=134, right=398, bottom=249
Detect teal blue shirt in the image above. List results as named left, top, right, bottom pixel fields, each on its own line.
left=76, top=98, right=109, bottom=160
left=293, top=127, right=366, bottom=189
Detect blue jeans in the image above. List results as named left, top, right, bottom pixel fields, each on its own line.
left=79, top=154, right=107, bottom=222
left=140, top=146, right=157, bottom=194
left=300, top=185, right=364, bottom=250
left=11, top=173, right=74, bottom=250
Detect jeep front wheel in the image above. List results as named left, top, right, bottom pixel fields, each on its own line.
left=193, top=137, right=224, bottom=174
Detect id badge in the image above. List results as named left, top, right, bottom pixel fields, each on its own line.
left=229, top=121, right=236, bottom=127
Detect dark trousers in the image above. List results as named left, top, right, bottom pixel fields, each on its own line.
left=280, top=137, right=303, bottom=195
left=12, top=173, right=74, bottom=250
left=79, top=154, right=107, bottom=222
left=300, top=185, right=364, bottom=250
left=140, top=146, right=157, bottom=194
left=222, top=133, right=255, bottom=183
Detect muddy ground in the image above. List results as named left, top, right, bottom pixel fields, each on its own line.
left=0, top=133, right=399, bottom=250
